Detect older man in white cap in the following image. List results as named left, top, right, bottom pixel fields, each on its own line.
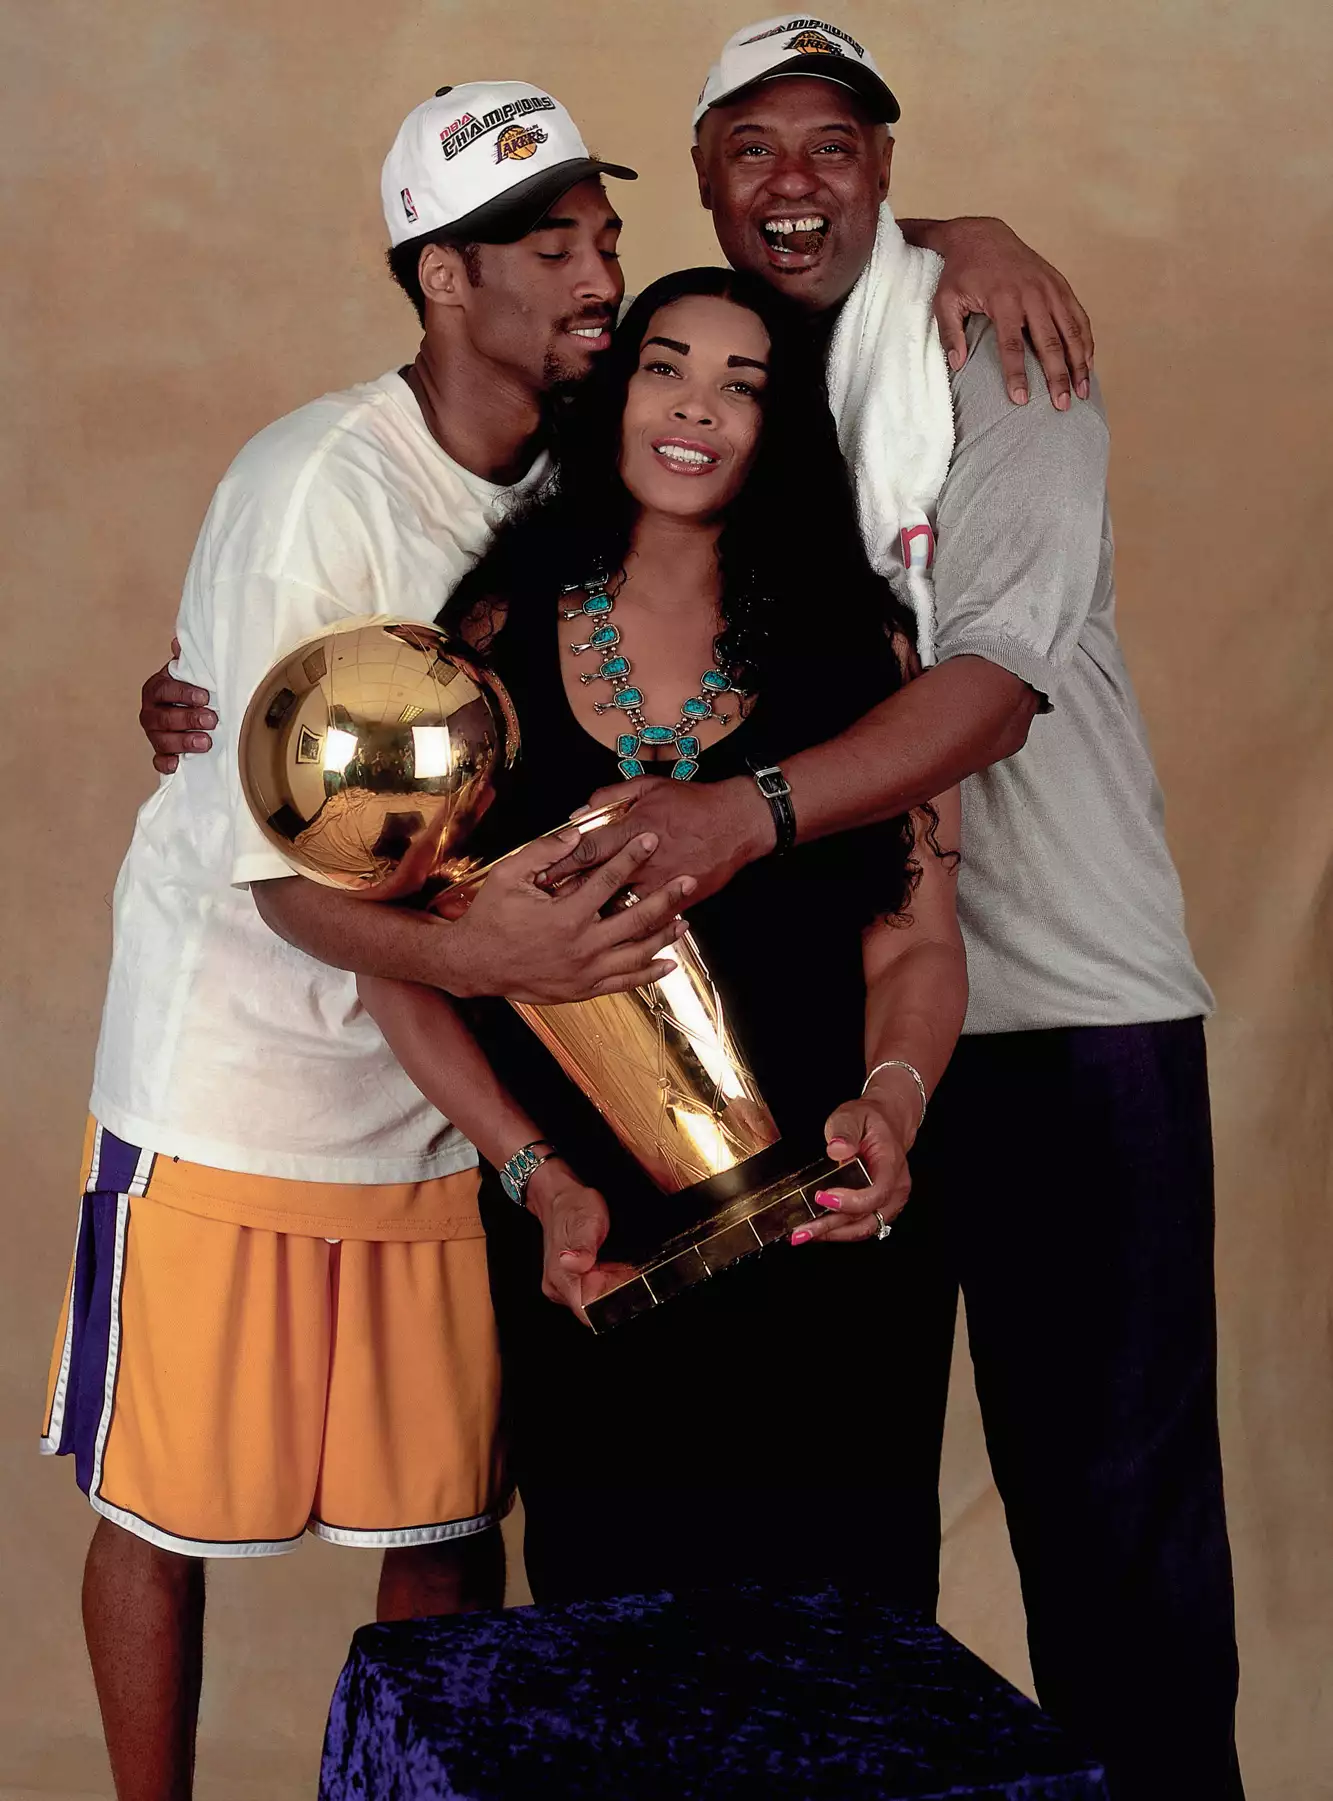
left=540, top=18, right=1240, bottom=1801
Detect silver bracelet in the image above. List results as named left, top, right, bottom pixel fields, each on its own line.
left=498, top=1139, right=558, bottom=1209
left=861, top=1060, right=928, bottom=1130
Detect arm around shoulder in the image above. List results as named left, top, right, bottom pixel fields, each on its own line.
left=900, top=215, right=1094, bottom=409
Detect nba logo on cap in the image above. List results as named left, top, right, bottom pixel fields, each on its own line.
left=400, top=188, right=418, bottom=223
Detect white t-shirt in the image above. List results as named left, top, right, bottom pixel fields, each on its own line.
left=90, top=371, right=551, bottom=1182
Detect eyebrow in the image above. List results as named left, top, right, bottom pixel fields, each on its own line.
left=726, top=119, right=858, bottom=138
left=532, top=214, right=622, bottom=233
left=642, top=338, right=769, bottom=373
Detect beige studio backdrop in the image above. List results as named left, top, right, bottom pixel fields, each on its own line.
left=3, top=2, right=1331, bottom=1797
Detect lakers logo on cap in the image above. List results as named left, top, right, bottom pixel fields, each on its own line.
left=495, top=122, right=548, bottom=163
left=787, top=28, right=842, bottom=55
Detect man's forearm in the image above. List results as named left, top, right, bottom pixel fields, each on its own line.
left=545, top=657, right=1040, bottom=904
left=897, top=217, right=951, bottom=251
left=253, top=877, right=465, bottom=991
left=778, top=655, right=1038, bottom=847
left=252, top=830, right=691, bottom=1007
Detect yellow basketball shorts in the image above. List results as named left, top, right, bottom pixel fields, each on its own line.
left=41, top=1124, right=508, bottom=1556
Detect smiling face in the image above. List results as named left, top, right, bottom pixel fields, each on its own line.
left=692, top=78, right=892, bottom=315
left=618, top=294, right=771, bottom=520
left=425, top=177, right=625, bottom=390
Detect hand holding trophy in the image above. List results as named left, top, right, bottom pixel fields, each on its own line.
left=240, top=615, right=867, bottom=1330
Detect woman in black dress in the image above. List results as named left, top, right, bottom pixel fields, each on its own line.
left=361, top=268, right=967, bottom=1610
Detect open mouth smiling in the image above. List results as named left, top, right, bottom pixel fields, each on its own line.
left=759, top=214, right=830, bottom=261
left=651, top=437, right=721, bottom=475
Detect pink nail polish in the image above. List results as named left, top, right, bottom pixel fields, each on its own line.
left=790, top=1229, right=813, bottom=1246
left=814, top=1191, right=841, bottom=1210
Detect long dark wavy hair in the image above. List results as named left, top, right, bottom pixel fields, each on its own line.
left=440, top=266, right=935, bottom=916
left=441, top=265, right=917, bottom=685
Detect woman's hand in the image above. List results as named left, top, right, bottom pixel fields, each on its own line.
left=793, top=1073, right=923, bottom=1246
left=524, top=1159, right=635, bottom=1325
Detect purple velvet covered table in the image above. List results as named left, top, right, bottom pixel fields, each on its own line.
left=320, top=1585, right=1108, bottom=1800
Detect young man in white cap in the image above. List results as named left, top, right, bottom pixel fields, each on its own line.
left=538, top=18, right=1240, bottom=1801
left=42, top=83, right=705, bottom=1801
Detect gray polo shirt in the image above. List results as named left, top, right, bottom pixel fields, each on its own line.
left=933, top=319, right=1213, bottom=1034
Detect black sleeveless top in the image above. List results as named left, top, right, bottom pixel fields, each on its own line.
left=456, top=600, right=913, bottom=1262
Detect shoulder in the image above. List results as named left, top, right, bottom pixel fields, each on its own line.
left=195, top=375, right=416, bottom=586
left=218, top=374, right=403, bottom=509
left=941, top=318, right=1109, bottom=512
left=952, top=317, right=1109, bottom=444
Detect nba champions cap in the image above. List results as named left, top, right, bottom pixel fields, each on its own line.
left=692, top=17, right=900, bottom=132
left=382, top=80, right=637, bottom=248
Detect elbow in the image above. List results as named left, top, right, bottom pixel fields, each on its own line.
left=250, top=876, right=299, bottom=947
left=996, top=689, right=1041, bottom=761
left=357, top=971, right=392, bottom=1010
left=250, top=878, right=280, bottom=929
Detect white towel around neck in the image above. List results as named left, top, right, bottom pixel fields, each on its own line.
left=824, top=201, right=955, bottom=663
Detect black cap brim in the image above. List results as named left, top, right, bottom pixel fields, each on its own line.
left=448, top=157, right=638, bottom=245
left=733, top=55, right=900, bottom=127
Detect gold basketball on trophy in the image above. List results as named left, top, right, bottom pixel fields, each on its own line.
left=238, top=616, right=520, bottom=900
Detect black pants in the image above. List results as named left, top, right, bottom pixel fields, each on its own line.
left=486, top=1017, right=1241, bottom=1800
left=482, top=1168, right=957, bottom=1615
left=912, top=1019, right=1242, bottom=1801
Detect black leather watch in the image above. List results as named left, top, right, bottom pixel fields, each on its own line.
left=747, top=759, right=796, bottom=856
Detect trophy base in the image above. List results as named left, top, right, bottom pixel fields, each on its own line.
left=584, top=1155, right=872, bottom=1334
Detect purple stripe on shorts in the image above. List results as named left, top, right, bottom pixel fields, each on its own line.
left=54, top=1192, right=127, bottom=1493
left=90, top=1126, right=148, bottom=1199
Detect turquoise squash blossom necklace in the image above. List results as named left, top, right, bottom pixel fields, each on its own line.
left=562, top=574, right=736, bottom=781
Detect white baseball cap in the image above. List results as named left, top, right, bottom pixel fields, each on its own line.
left=692, top=16, right=899, bottom=133
left=381, top=80, right=637, bottom=249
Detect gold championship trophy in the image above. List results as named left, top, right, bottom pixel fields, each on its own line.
left=240, top=616, right=867, bottom=1331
